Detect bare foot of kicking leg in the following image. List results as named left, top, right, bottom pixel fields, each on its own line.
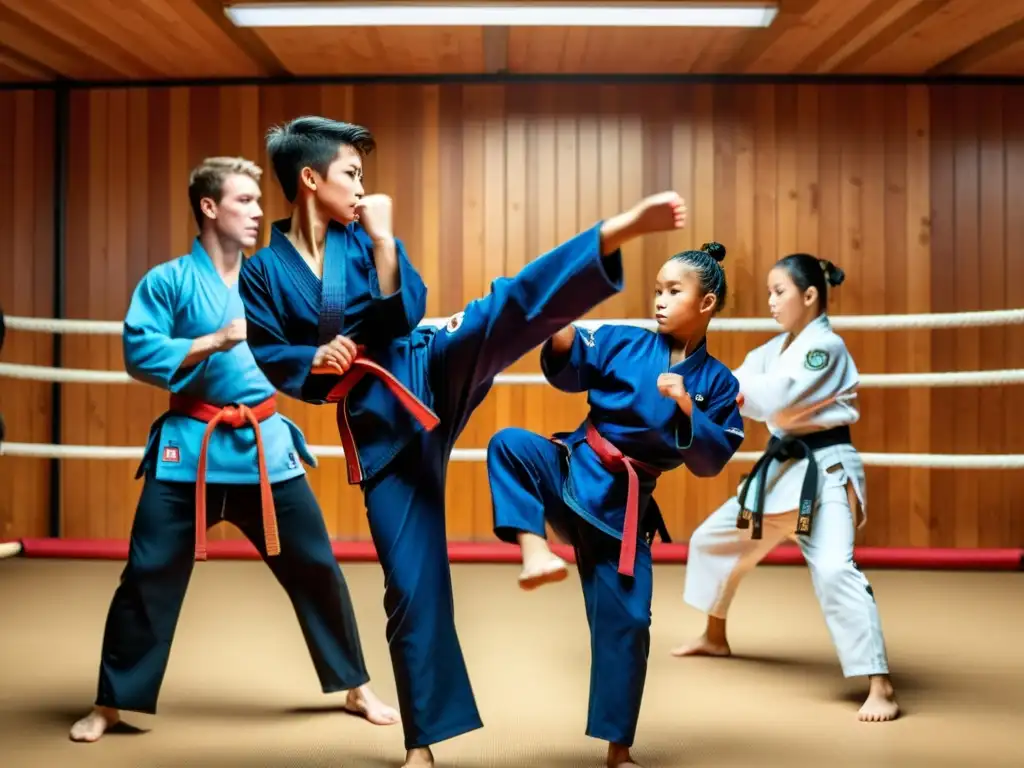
left=858, top=675, right=899, bottom=722
left=403, top=746, right=434, bottom=767
left=344, top=684, right=400, bottom=725
left=69, top=706, right=120, bottom=742
left=670, top=616, right=731, bottom=657
left=517, top=532, right=568, bottom=591
left=607, top=742, right=643, bottom=767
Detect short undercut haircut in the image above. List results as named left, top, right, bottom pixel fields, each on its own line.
left=266, top=116, right=376, bottom=203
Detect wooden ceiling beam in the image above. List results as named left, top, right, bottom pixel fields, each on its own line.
left=0, top=5, right=127, bottom=80
left=721, top=0, right=818, bottom=73
left=196, top=0, right=290, bottom=77
left=928, top=16, right=1024, bottom=74
left=829, top=0, right=951, bottom=73
left=794, top=0, right=918, bottom=73
left=0, top=43, right=60, bottom=81
left=483, top=26, right=510, bottom=74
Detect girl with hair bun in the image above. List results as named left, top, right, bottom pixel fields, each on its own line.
left=487, top=241, right=746, bottom=767
left=675, top=252, right=900, bottom=723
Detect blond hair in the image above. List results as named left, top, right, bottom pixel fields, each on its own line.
left=188, top=156, right=263, bottom=229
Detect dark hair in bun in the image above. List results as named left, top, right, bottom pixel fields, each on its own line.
left=822, top=260, right=844, bottom=287
left=701, top=241, right=727, bottom=263
left=775, top=252, right=844, bottom=312
left=668, top=241, right=728, bottom=314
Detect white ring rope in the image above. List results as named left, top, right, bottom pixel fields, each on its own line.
left=4, top=309, right=1024, bottom=389
left=6, top=308, right=1024, bottom=335
left=2, top=310, right=1024, bottom=470
left=3, top=362, right=1024, bottom=388
left=2, top=442, right=1022, bottom=469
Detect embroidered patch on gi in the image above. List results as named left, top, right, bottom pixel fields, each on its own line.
left=805, top=349, right=830, bottom=370
left=693, top=393, right=704, bottom=403
left=578, top=327, right=596, bottom=348
left=287, top=451, right=298, bottom=469
left=445, top=311, right=465, bottom=334
left=162, top=446, right=180, bottom=463
left=725, top=427, right=746, bottom=439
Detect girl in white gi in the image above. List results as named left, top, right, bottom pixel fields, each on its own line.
left=673, top=253, right=900, bottom=722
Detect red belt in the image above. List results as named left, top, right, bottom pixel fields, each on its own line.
left=584, top=421, right=661, bottom=578
left=312, top=349, right=439, bottom=485
left=169, top=393, right=279, bottom=561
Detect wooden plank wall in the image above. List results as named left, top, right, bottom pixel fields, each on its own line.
left=1, top=82, right=1022, bottom=548
left=0, top=89, right=55, bottom=540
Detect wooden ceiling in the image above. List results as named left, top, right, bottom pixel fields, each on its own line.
left=1, top=0, right=1023, bottom=84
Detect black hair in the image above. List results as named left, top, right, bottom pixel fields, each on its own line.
left=774, top=253, right=845, bottom=312
left=266, top=116, right=376, bottom=203
left=669, top=241, right=728, bottom=314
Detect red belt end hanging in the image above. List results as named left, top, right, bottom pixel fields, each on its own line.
left=617, top=550, right=636, bottom=578
left=618, top=510, right=639, bottom=577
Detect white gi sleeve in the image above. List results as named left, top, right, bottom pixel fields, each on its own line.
left=735, top=335, right=856, bottom=424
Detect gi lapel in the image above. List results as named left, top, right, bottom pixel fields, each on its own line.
left=318, top=223, right=350, bottom=345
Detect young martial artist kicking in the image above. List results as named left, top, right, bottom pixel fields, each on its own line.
left=70, top=157, right=397, bottom=743
left=673, top=252, right=900, bottom=722
left=488, top=242, right=746, bottom=767
left=238, top=116, right=687, bottom=768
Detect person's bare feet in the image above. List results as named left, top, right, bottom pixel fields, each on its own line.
left=607, top=742, right=643, bottom=767
left=858, top=675, right=900, bottom=722
left=670, top=633, right=731, bottom=657
left=670, top=616, right=731, bottom=657
left=69, top=706, right=120, bottom=742
left=343, top=684, right=400, bottom=725
left=403, top=746, right=434, bottom=767
left=600, top=192, right=687, bottom=254
left=519, top=555, right=568, bottom=590
left=518, top=532, right=569, bottom=591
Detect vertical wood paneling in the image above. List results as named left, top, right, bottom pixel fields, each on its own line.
left=1003, top=92, right=1024, bottom=550
left=2, top=82, right=1022, bottom=549
left=928, top=86, right=957, bottom=549
left=904, top=85, right=932, bottom=547
left=0, top=90, right=54, bottom=540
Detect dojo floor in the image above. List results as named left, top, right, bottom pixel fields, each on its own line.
left=1, top=558, right=1022, bottom=767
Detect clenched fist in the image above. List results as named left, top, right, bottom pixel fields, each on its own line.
left=355, top=194, right=394, bottom=243
left=657, top=372, right=693, bottom=415
left=312, top=334, right=359, bottom=374
left=657, top=372, right=686, bottom=400
left=216, top=319, right=246, bottom=350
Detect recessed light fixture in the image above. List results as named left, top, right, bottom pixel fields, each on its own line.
left=224, top=2, right=779, bottom=29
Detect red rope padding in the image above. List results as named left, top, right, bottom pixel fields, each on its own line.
left=6, top=538, right=1022, bottom=570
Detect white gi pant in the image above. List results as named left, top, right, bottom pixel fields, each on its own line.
left=683, top=467, right=889, bottom=678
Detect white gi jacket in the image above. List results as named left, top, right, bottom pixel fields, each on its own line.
left=733, top=314, right=867, bottom=527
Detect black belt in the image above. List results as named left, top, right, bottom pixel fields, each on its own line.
left=641, top=497, right=672, bottom=545
left=736, top=425, right=852, bottom=540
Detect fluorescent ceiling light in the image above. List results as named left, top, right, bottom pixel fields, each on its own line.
left=224, top=3, right=779, bottom=28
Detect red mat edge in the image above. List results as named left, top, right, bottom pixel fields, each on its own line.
left=5, top=538, right=1022, bottom=570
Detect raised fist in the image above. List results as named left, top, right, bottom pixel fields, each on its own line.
left=355, top=194, right=394, bottom=243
